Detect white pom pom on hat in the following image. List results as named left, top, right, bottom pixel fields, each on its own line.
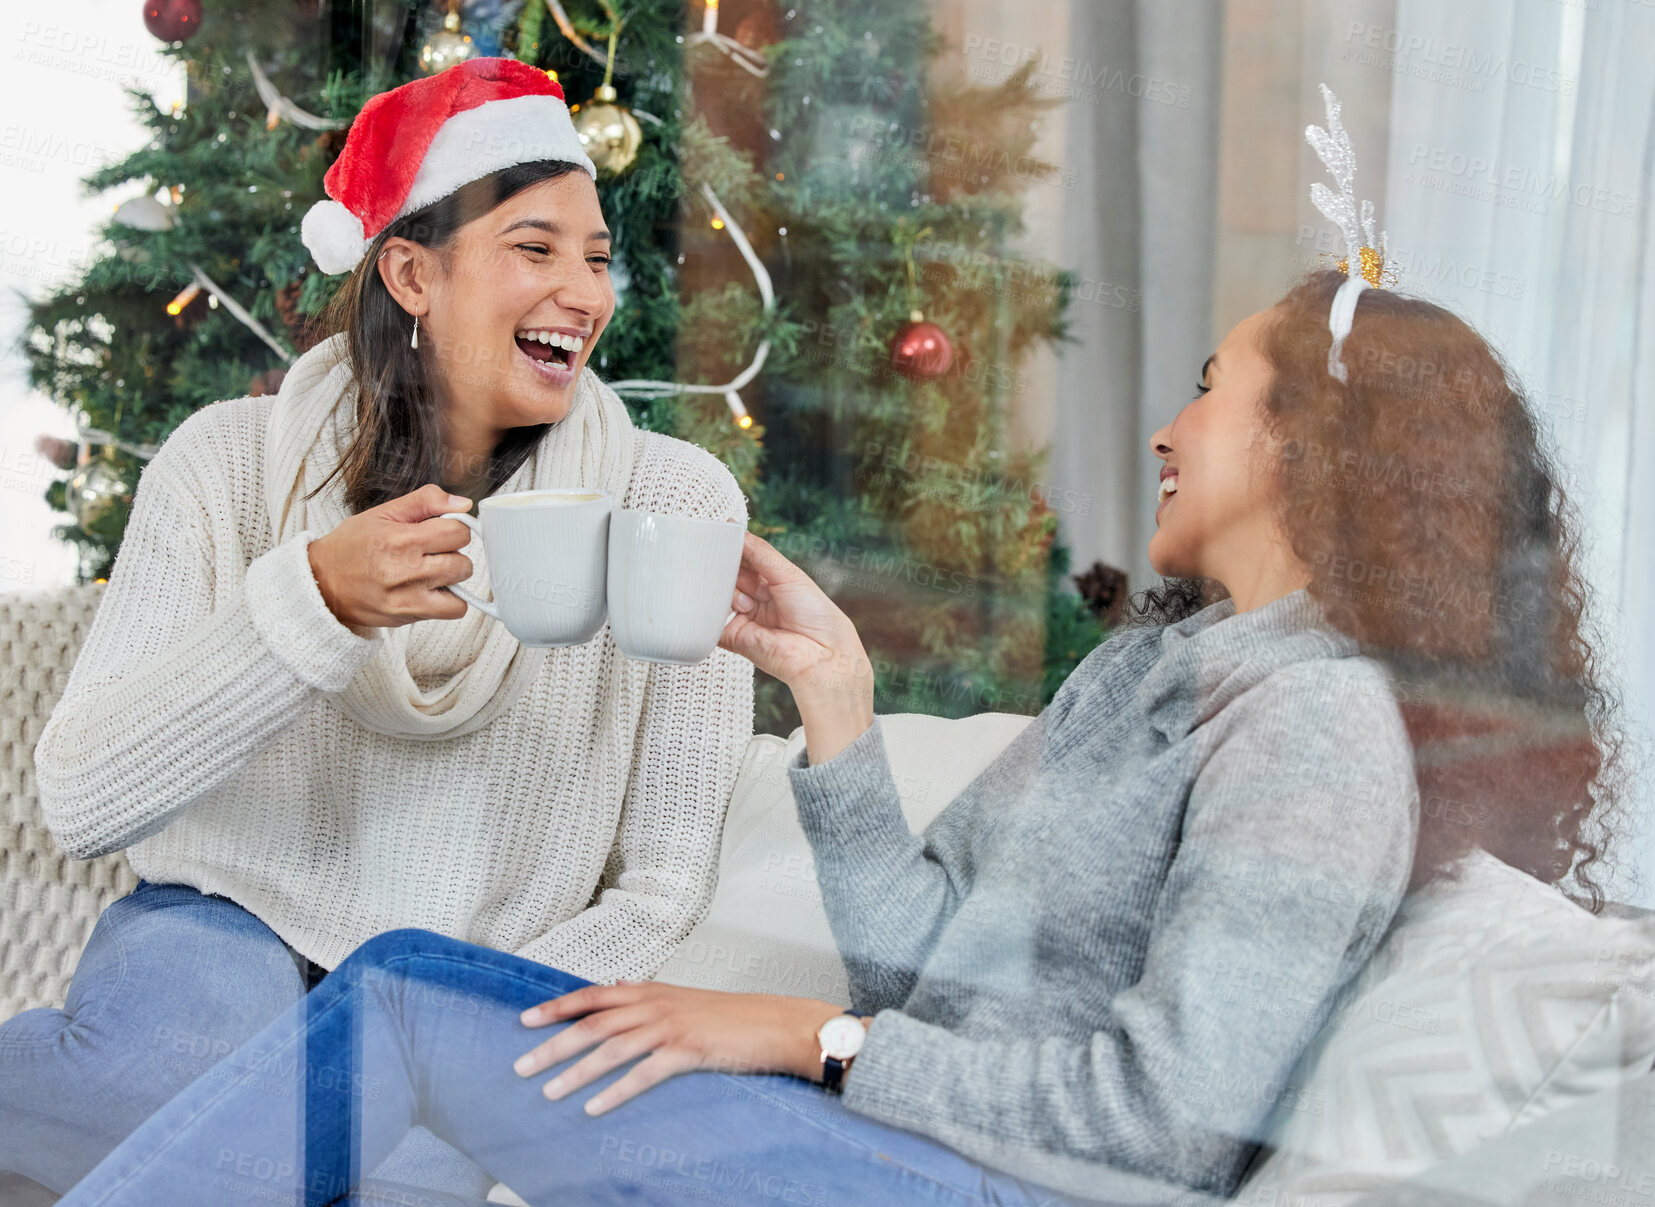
left=300, top=57, right=597, bottom=276
left=300, top=200, right=369, bottom=277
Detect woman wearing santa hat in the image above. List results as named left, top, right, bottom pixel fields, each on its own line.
left=5, top=58, right=752, bottom=1203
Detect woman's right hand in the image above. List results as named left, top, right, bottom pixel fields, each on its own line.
left=719, top=533, right=875, bottom=763
left=307, top=484, right=475, bottom=634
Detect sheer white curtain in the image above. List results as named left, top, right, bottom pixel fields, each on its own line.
left=1383, top=0, right=1655, bottom=901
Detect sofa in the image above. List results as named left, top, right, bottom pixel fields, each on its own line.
left=3, top=584, right=1654, bottom=1207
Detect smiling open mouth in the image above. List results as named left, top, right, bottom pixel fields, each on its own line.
left=514, top=329, right=585, bottom=370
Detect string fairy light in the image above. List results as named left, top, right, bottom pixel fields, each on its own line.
left=166, top=282, right=200, bottom=315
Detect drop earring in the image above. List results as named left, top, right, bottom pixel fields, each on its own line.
left=411, top=314, right=420, bottom=350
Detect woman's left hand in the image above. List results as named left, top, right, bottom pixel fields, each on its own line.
left=513, top=982, right=848, bottom=1115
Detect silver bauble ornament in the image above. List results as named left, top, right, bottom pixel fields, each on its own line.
left=66, top=448, right=134, bottom=532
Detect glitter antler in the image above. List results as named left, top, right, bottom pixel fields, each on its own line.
left=1305, top=83, right=1388, bottom=383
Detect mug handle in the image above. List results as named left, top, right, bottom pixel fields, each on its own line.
left=443, top=513, right=501, bottom=621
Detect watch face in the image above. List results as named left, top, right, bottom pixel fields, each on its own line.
left=818, top=1015, right=867, bottom=1061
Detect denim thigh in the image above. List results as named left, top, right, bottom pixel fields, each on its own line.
left=0, top=880, right=307, bottom=1192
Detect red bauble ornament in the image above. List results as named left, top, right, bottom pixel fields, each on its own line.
left=890, top=312, right=954, bottom=380
left=143, top=0, right=203, bottom=43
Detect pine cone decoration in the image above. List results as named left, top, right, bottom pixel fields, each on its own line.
left=249, top=368, right=288, bottom=397
left=275, top=280, right=324, bottom=353
left=34, top=433, right=80, bottom=470
left=313, top=127, right=349, bottom=166
left=1074, top=560, right=1129, bottom=627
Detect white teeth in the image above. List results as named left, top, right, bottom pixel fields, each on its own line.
left=1158, top=476, right=1179, bottom=502
left=516, top=331, right=587, bottom=355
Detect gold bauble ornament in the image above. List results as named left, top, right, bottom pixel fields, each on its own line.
left=571, top=85, right=642, bottom=175
left=66, top=447, right=134, bottom=533
left=419, top=10, right=477, bottom=75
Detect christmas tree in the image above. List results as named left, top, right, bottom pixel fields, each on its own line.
left=24, top=0, right=1111, bottom=733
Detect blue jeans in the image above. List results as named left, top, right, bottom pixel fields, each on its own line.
left=53, top=927, right=1074, bottom=1207
left=0, top=882, right=493, bottom=1204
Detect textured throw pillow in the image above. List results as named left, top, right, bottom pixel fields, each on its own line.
left=1235, top=849, right=1655, bottom=1206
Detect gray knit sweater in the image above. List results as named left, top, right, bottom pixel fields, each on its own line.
left=787, top=588, right=1418, bottom=1202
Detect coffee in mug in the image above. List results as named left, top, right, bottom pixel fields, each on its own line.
left=486, top=491, right=605, bottom=508
left=447, top=488, right=612, bottom=646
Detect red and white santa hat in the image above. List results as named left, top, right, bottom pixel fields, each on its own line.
left=301, top=57, right=596, bottom=275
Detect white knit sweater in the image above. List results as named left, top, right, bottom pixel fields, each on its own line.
left=33, top=397, right=754, bottom=982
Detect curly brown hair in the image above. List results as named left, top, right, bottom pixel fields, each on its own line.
left=1130, top=270, right=1631, bottom=911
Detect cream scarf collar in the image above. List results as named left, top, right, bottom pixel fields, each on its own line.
left=264, top=333, right=636, bottom=740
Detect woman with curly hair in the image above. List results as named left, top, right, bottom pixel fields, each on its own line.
left=1143, top=269, right=1625, bottom=910
left=54, top=269, right=1628, bottom=1207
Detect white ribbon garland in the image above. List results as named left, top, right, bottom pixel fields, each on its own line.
left=245, top=52, right=349, bottom=130
left=190, top=265, right=296, bottom=365
left=543, top=0, right=612, bottom=67
left=686, top=34, right=769, bottom=77
left=87, top=265, right=293, bottom=464
left=688, top=0, right=769, bottom=76
left=78, top=426, right=160, bottom=460
left=609, top=184, right=773, bottom=424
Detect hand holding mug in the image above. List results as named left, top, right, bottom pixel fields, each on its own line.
left=308, top=484, right=474, bottom=634
left=432, top=489, right=745, bottom=662
left=718, top=533, right=875, bottom=764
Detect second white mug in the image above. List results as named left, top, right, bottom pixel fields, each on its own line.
left=607, top=510, right=745, bottom=665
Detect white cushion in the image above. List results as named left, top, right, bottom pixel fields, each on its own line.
left=652, top=712, right=1034, bottom=1004
left=1236, top=848, right=1655, bottom=1206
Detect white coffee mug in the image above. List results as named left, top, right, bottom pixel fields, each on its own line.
left=448, top=489, right=612, bottom=647
left=607, top=510, right=745, bottom=665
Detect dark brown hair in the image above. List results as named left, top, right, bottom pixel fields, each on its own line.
left=1131, top=270, right=1631, bottom=911
left=315, top=160, right=585, bottom=512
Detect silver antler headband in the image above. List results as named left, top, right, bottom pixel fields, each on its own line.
left=1305, top=83, right=1388, bottom=383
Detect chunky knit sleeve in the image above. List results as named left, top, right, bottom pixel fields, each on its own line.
left=787, top=626, right=1155, bottom=1012
left=33, top=405, right=377, bottom=859
left=833, top=657, right=1418, bottom=1195
left=787, top=716, right=1045, bottom=1011
left=512, top=434, right=754, bottom=983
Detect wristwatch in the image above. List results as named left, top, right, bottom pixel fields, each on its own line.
left=817, top=1011, right=868, bottom=1092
